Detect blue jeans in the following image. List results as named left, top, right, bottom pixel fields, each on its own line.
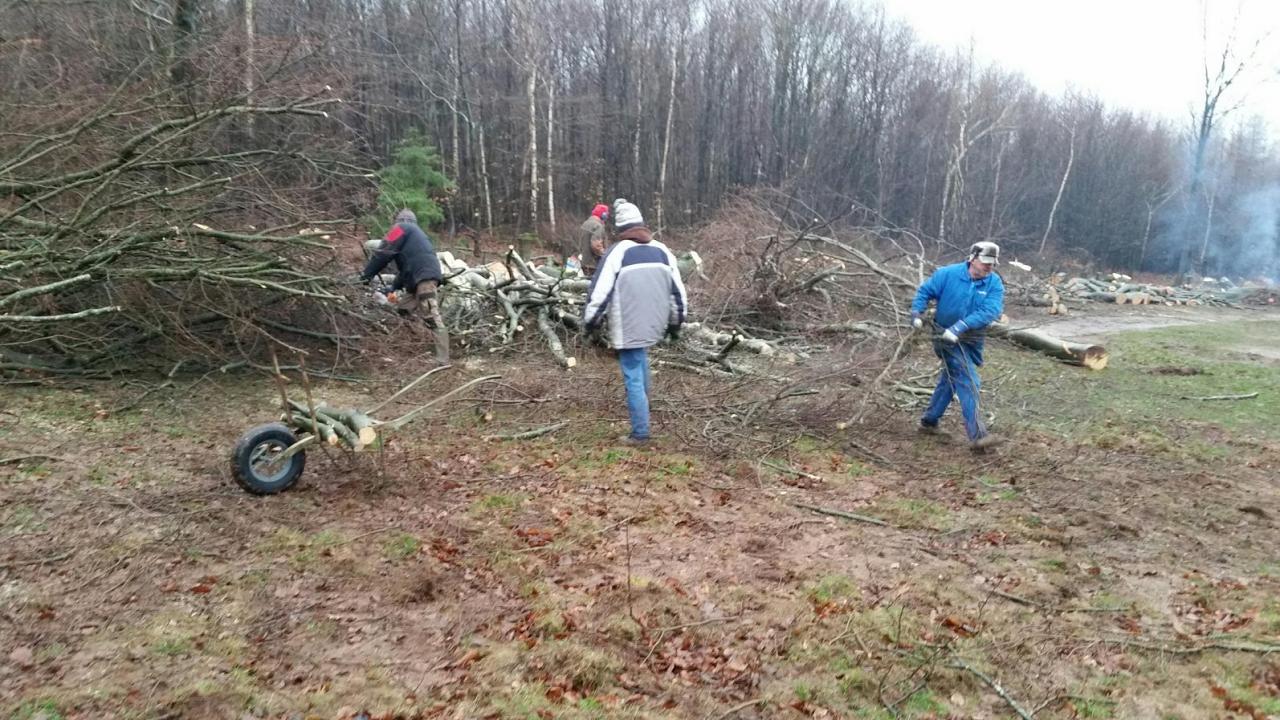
left=618, top=347, right=652, bottom=439
left=922, top=341, right=986, bottom=441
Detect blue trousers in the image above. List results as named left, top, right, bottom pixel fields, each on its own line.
left=618, top=347, right=652, bottom=439
left=922, top=341, right=986, bottom=441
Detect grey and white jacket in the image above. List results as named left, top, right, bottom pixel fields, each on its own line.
left=582, top=227, right=688, bottom=350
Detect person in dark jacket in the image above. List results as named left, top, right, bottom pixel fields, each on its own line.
left=582, top=200, right=688, bottom=445
left=575, top=204, right=610, bottom=277
left=361, top=209, right=450, bottom=363
left=910, top=241, right=1005, bottom=450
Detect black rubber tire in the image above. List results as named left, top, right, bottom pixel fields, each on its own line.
left=231, top=422, right=306, bottom=495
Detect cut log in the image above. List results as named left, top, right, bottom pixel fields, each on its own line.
left=988, top=322, right=1109, bottom=370
left=318, top=405, right=378, bottom=446
left=287, top=412, right=339, bottom=445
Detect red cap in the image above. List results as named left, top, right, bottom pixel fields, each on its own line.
left=591, top=204, right=609, bottom=220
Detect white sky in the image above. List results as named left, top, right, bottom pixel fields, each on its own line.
left=879, top=0, right=1280, bottom=134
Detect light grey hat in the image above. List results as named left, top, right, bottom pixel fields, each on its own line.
left=394, top=208, right=417, bottom=225
left=970, top=241, right=1000, bottom=265
left=612, top=201, right=643, bottom=228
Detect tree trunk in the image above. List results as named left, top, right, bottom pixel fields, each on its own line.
left=477, top=116, right=494, bottom=247
left=1040, top=122, right=1076, bottom=255
left=546, top=74, right=556, bottom=233
left=1197, top=189, right=1216, bottom=274
left=527, top=67, right=539, bottom=238
left=988, top=322, right=1108, bottom=370
left=632, top=72, right=644, bottom=188
left=657, top=43, right=678, bottom=235
left=243, top=0, right=255, bottom=138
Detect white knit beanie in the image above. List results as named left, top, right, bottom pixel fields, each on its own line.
left=612, top=201, right=643, bottom=228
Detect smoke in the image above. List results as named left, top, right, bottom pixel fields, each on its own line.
left=1228, top=184, right=1280, bottom=281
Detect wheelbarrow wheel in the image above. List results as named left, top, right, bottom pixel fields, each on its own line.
left=231, top=423, right=306, bottom=495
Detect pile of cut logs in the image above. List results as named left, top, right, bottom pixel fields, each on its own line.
left=284, top=401, right=378, bottom=450
left=370, top=247, right=783, bottom=374
left=1011, top=273, right=1260, bottom=312
left=1057, top=276, right=1239, bottom=307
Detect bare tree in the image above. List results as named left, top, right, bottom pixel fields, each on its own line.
left=1039, top=119, right=1077, bottom=255
left=1176, top=1, right=1268, bottom=277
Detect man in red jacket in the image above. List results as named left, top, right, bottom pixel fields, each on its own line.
left=361, top=209, right=449, bottom=364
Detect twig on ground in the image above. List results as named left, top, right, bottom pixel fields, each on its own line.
left=644, top=616, right=741, bottom=665
left=949, top=658, right=1033, bottom=720
left=761, top=459, right=821, bottom=480
left=990, top=588, right=1042, bottom=608
left=708, top=698, right=766, bottom=720
left=335, top=526, right=403, bottom=546
left=1180, top=392, right=1258, bottom=401
left=792, top=502, right=889, bottom=527
left=1100, top=637, right=1280, bottom=655
left=482, top=420, right=569, bottom=441
left=0, top=550, right=75, bottom=570
left=0, top=454, right=68, bottom=465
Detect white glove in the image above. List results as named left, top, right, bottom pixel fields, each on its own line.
left=911, top=317, right=923, bottom=330
left=941, top=329, right=959, bottom=344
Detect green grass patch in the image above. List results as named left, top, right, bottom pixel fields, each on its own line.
left=1072, top=697, right=1116, bottom=718
left=9, top=699, right=65, bottom=720
left=808, top=575, right=860, bottom=605
left=990, top=319, right=1280, bottom=443
left=976, top=488, right=1019, bottom=504
left=873, top=498, right=952, bottom=530
left=1039, top=557, right=1068, bottom=572
left=901, top=689, right=948, bottom=717
left=471, top=492, right=527, bottom=514
left=383, top=532, right=421, bottom=560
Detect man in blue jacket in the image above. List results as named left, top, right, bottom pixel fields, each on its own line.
left=582, top=200, right=688, bottom=445
left=911, top=241, right=1005, bottom=450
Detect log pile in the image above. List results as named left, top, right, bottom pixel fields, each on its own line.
left=385, top=247, right=792, bottom=374
left=1007, top=272, right=1261, bottom=313
left=284, top=401, right=378, bottom=450
left=1057, top=276, right=1239, bottom=307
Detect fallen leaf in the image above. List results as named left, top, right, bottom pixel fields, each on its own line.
left=8, top=646, right=34, bottom=668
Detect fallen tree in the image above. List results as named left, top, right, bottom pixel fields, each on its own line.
left=0, top=79, right=366, bottom=379
left=988, top=322, right=1109, bottom=370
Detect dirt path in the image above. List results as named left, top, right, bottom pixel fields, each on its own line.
left=1017, top=303, right=1274, bottom=340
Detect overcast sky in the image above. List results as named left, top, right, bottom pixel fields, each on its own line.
left=879, top=0, right=1280, bottom=133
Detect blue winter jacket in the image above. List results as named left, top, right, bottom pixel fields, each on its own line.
left=911, top=262, right=1005, bottom=365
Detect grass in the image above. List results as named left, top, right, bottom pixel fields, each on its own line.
left=872, top=498, right=952, bottom=530
left=990, top=319, right=1280, bottom=442
left=9, top=700, right=65, bottom=720
left=383, top=532, right=421, bottom=560
left=471, top=492, right=527, bottom=513
left=808, top=574, right=860, bottom=605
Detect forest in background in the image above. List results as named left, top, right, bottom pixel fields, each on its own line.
left=2, top=0, right=1278, bottom=277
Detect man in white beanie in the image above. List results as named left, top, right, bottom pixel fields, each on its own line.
left=582, top=200, right=688, bottom=445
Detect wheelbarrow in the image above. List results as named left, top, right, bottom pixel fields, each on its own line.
left=230, top=368, right=499, bottom=495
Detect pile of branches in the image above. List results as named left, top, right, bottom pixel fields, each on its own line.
left=422, top=248, right=788, bottom=375
left=0, top=86, right=367, bottom=380
left=1006, top=272, right=1255, bottom=313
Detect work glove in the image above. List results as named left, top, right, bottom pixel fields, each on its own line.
left=666, top=325, right=681, bottom=342
left=941, top=328, right=959, bottom=345
left=911, top=316, right=923, bottom=330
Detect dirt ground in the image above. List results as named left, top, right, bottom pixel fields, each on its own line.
left=3, top=304, right=1280, bottom=720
